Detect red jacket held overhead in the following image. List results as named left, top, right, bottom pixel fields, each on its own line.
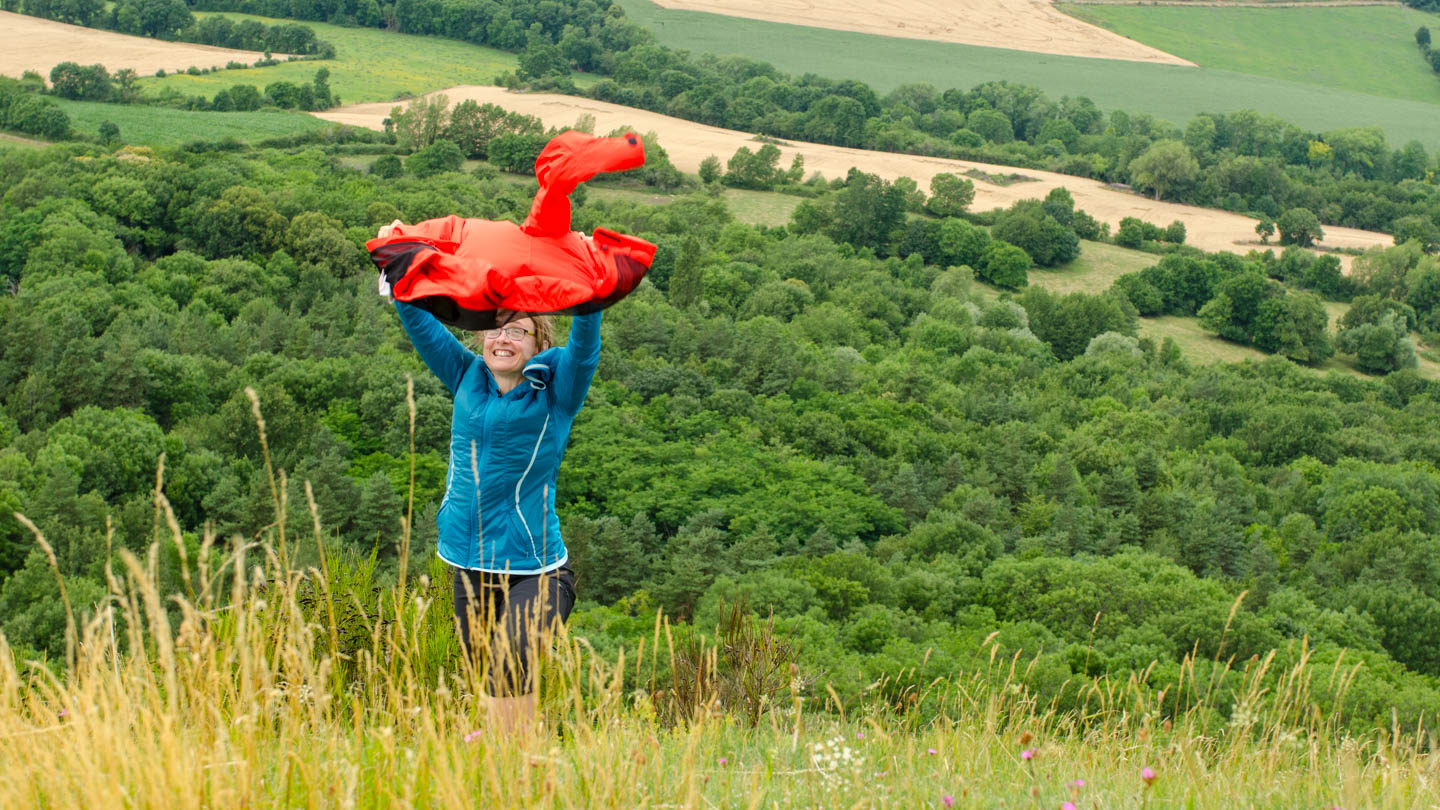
left=366, top=130, right=658, bottom=330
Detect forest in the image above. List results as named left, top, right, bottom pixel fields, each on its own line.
left=1, top=132, right=1439, bottom=738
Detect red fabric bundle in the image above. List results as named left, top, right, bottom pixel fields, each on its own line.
left=366, top=130, right=658, bottom=330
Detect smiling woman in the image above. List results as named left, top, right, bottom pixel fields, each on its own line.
left=370, top=130, right=657, bottom=735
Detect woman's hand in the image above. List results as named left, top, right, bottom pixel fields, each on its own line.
left=376, top=220, right=405, bottom=299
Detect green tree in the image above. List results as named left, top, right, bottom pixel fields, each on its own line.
left=925, top=173, right=975, bottom=217
left=405, top=140, right=465, bottom=178
left=1019, top=287, right=1136, bottom=361
left=1128, top=140, right=1199, bottom=201
left=936, top=218, right=990, bottom=268
left=802, top=95, right=866, bottom=147
left=1323, top=127, right=1389, bottom=179
left=518, top=41, right=568, bottom=80
left=1251, top=291, right=1334, bottom=363
left=46, top=407, right=164, bottom=501
left=389, top=93, right=449, bottom=150
left=1391, top=215, right=1440, bottom=253
left=351, top=471, right=403, bottom=550
left=825, top=168, right=907, bottom=252
left=285, top=211, right=362, bottom=276
left=698, top=154, right=721, bottom=184
left=187, top=186, right=287, bottom=260
left=1277, top=208, right=1324, bottom=248
left=1255, top=218, right=1275, bottom=245
left=48, top=62, right=112, bottom=101
left=1418, top=26, right=1432, bottom=49
left=1337, top=312, right=1417, bottom=374
left=722, top=144, right=783, bottom=190
left=990, top=200, right=1079, bottom=267
left=443, top=101, right=541, bottom=160
left=369, top=154, right=403, bottom=179
left=979, top=241, right=1031, bottom=289
left=966, top=108, right=1013, bottom=144
left=487, top=132, right=548, bottom=174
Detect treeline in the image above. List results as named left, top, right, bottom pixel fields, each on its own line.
left=0, top=77, right=71, bottom=141
left=1418, top=26, right=1440, bottom=76
left=161, top=0, right=1440, bottom=244
left=5, top=0, right=333, bottom=56
left=153, top=68, right=340, bottom=112
left=583, top=58, right=1439, bottom=238
left=192, top=0, right=616, bottom=55
left=3, top=139, right=1440, bottom=736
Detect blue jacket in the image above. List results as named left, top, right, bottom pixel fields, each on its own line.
left=396, top=301, right=600, bottom=573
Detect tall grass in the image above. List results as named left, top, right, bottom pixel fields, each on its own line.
left=2, top=387, right=1436, bottom=808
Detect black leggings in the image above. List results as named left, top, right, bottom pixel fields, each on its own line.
left=452, top=566, right=576, bottom=696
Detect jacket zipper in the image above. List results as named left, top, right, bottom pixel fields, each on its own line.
left=515, top=412, right=550, bottom=565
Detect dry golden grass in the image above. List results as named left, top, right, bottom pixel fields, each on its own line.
left=0, top=10, right=275, bottom=79
left=648, top=0, right=1194, bottom=64
left=2, top=387, right=1437, bottom=808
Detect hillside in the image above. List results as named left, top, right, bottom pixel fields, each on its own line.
left=648, top=0, right=1195, bottom=63
left=615, top=0, right=1440, bottom=152
left=3, top=1, right=1440, bottom=804
left=316, top=86, right=1396, bottom=262
left=0, top=10, right=277, bottom=77
left=1059, top=4, right=1440, bottom=104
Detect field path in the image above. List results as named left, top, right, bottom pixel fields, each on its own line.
left=317, top=87, right=1392, bottom=264
left=0, top=10, right=276, bottom=78
left=646, top=0, right=1194, bottom=65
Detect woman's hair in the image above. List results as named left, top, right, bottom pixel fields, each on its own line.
left=472, top=313, right=554, bottom=351
left=528, top=314, right=555, bottom=350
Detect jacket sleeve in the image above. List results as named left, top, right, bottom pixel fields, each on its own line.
left=395, top=300, right=474, bottom=395
left=550, top=311, right=601, bottom=414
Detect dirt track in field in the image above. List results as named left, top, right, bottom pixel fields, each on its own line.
left=0, top=11, right=275, bottom=78
left=649, top=0, right=1195, bottom=65
left=317, top=87, right=1391, bottom=265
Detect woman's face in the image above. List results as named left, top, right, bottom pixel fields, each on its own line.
left=481, top=316, right=542, bottom=377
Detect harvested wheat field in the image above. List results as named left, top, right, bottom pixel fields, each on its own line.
left=317, top=87, right=1390, bottom=264
left=0, top=11, right=274, bottom=79
left=649, top=0, right=1194, bottom=65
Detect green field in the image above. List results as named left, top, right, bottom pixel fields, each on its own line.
left=140, top=13, right=596, bottom=106
left=53, top=99, right=334, bottom=145
left=613, top=0, right=1440, bottom=152
left=0, top=133, right=47, bottom=150
left=1059, top=5, right=1440, bottom=104
left=1028, top=240, right=1156, bottom=295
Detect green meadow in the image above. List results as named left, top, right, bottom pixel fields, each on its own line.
left=139, top=13, right=594, bottom=106
left=53, top=98, right=334, bottom=145
left=1060, top=4, right=1440, bottom=104
left=613, top=0, right=1440, bottom=151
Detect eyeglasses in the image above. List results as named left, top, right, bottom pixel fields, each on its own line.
left=482, top=326, right=536, bottom=341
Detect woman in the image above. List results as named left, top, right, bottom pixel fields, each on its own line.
left=385, top=215, right=602, bottom=730
left=370, top=132, right=653, bottom=733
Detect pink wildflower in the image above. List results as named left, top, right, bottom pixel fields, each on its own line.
left=942, top=796, right=954, bottom=808
left=1141, top=766, right=1157, bottom=786
left=718, top=758, right=727, bottom=766
left=927, top=747, right=938, bottom=755
left=856, top=731, right=865, bottom=740
left=1062, top=803, right=1077, bottom=810
left=57, top=708, right=67, bottom=719
left=1021, top=749, right=1035, bottom=761
left=463, top=730, right=483, bottom=743
left=1071, top=779, right=1085, bottom=788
